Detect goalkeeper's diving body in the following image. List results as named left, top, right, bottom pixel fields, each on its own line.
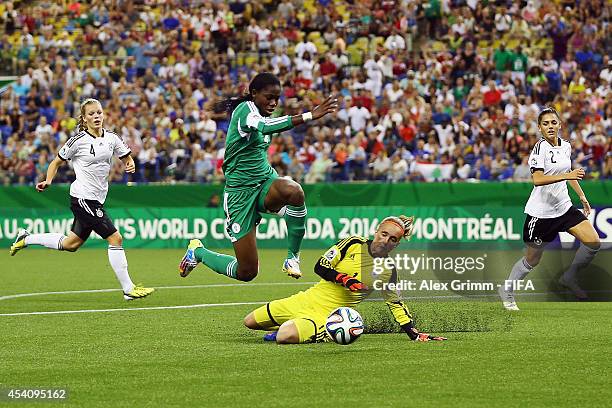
left=244, top=215, right=447, bottom=344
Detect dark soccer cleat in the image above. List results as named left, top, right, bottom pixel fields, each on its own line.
left=558, top=275, right=588, bottom=300
left=263, top=331, right=278, bottom=342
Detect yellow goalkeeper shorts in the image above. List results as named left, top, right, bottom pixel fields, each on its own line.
left=253, top=290, right=331, bottom=343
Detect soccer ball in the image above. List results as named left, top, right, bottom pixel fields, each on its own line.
left=325, top=307, right=364, bottom=345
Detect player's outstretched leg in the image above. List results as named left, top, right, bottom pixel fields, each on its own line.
left=179, top=238, right=240, bottom=279
left=264, top=178, right=306, bottom=279
left=282, top=203, right=306, bottom=279
left=10, top=229, right=69, bottom=255
left=106, top=231, right=154, bottom=301
left=180, top=232, right=259, bottom=282
left=559, top=221, right=600, bottom=300
left=500, top=252, right=538, bottom=311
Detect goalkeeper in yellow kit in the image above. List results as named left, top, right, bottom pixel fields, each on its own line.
left=244, top=215, right=447, bottom=344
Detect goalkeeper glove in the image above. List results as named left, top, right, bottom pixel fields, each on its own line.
left=401, top=322, right=447, bottom=341
left=415, top=333, right=448, bottom=342
left=335, top=273, right=368, bottom=292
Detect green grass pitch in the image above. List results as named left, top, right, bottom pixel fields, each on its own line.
left=2, top=248, right=611, bottom=407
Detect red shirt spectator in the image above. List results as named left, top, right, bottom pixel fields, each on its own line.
left=319, top=60, right=337, bottom=76
left=353, top=93, right=374, bottom=112
left=399, top=123, right=416, bottom=142
left=483, top=81, right=502, bottom=107
left=293, top=75, right=312, bottom=90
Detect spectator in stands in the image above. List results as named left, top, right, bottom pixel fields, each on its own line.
left=347, top=99, right=371, bottom=134
left=0, top=0, right=609, bottom=186
left=305, top=150, right=332, bottom=184
left=452, top=156, right=471, bottom=181
left=389, top=152, right=408, bottom=182
left=371, top=150, right=391, bottom=181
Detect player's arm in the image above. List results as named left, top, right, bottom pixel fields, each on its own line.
left=382, top=269, right=416, bottom=335
left=243, top=96, right=338, bottom=135
left=531, top=168, right=584, bottom=186
left=244, top=113, right=294, bottom=135
left=36, top=155, right=64, bottom=192
left=384, top=270, right=446, bottom=341
left=568, top=179, right=591, bottom=216
left=113, top=133, right=135, bottom=173
left=528, top=145, right=584, bottom=186
left=313, top=239, right=367, bottom=292
left=386, top=301, right=447, bottom=341
left=120, top=154, right=136, bottom=173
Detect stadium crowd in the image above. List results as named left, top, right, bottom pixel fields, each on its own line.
left=0, top=0, right=610, bottom=186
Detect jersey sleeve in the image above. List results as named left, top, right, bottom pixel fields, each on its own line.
left=57, top=136, right=80, bottom=161
left=529, top=141, right=545, bottom=173
left=313, top=236, right=365, bottom=282
left=383, top=268, right=413, bottom=326
left=242, top=101, right=294, bottom=135
left=112, top=133, right=131, bottom=159
left=313, top=241, right=345, bottom=281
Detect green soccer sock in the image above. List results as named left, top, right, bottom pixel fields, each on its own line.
left=284, top=204, right=307, bottom=259
left=194, top=247, right=238, bottom=279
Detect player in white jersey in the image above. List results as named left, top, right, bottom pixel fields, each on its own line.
left=9, top=98, right=154, bottom=301
left=499, top=107, right=600, bottom=310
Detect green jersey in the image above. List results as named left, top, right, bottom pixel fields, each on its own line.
left=223, top=101, right=294, bottom=187
left=510, top=52, right=528, bottom=73
left=493, top=49, right=512, bottom=72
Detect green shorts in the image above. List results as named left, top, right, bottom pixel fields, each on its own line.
left=223, top=174, right=278, bottom=242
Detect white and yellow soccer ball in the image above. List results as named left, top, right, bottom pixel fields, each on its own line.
left=325, top=307, right=364, bottom=345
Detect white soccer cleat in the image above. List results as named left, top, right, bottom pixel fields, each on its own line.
left=498, top=286, right=520, bottom=311
left=502, top=301, right=520, bottom=311
left=558, top=275, right=588, bottom=300
left=282, top=257, right=302, bottom=279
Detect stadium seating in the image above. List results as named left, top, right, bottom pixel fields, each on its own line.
left=0, top=0, right=609, bottom=185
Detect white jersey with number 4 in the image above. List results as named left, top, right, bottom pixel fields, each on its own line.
left=524, top=137, right=572, bottom=218
left=58, top=129, right=131, bottom=204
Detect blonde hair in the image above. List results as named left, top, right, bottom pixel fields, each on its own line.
left=379, top=215, right=415, bottom=240
left=77, top=98, right=102, bottom=132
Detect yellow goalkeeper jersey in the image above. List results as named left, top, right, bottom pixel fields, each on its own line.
left=304, top=236, right=413, bottom=326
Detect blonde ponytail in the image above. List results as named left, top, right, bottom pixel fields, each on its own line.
left=77, top=115, right=85, bottom=131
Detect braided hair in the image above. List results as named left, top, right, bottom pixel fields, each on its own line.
left=213, top=72, right=281, bottom=114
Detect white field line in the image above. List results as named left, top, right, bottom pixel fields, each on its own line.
left=1, top=286, right=610, bottom=317
left=0, top=301, right=269, bottom=317
left=0, top=281, right=318, bottom=301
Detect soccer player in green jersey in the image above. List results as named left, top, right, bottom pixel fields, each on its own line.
left=179, top=73, right=338, bottom=281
